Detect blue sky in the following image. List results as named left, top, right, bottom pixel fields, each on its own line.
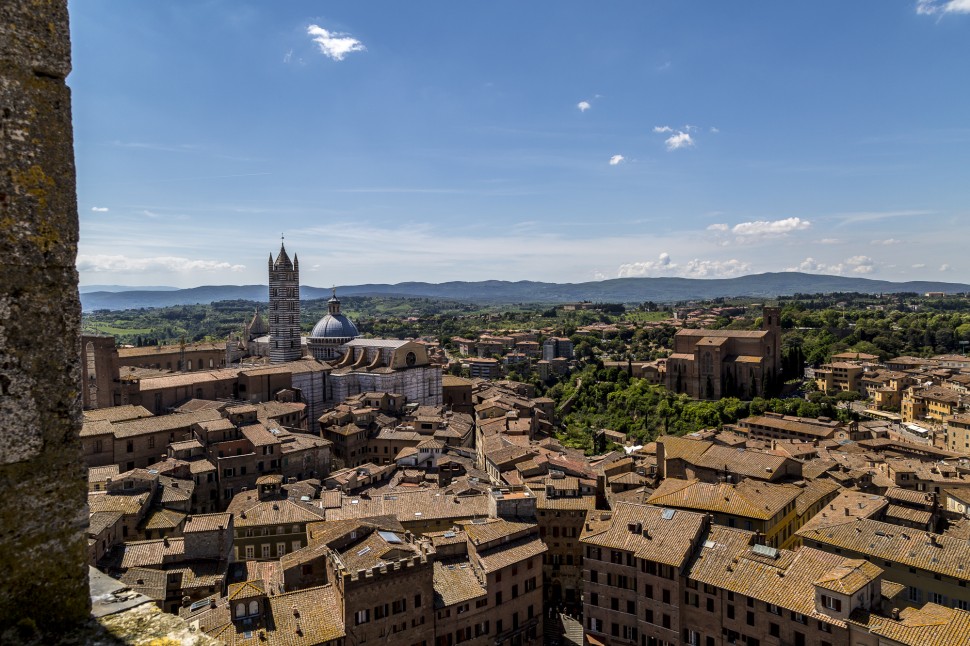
left=70, top=1, right=970, bottom=288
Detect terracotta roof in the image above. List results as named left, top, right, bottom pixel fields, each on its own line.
left=798, top=517, right=970, bottom=581
left=185, top=513, right=232, bottom=533
left=227, top=580, right=265, bottom=601
left=140, top=508, right=186, bottom=531
left=690, top=525, right=866, bottom=627
left=813, top=559, right=882, bottom=595
left=117, top=537, right=186, bottom=568
left=647, top=478, right=801, bottom=520
left=229, top=496, right=327, bottom=528
left=475, top=536, right=547, bottom=573
left=581, top=503, right=707, bottom=567
left=883, top=504, right=933, bottom=526
left=83, top=405, right=153, bottom=423
left=852, top=603, right=970, bottom=646
left=434, top=561, right=487, bottom=607
left=111, top=409, right=223, bottom=438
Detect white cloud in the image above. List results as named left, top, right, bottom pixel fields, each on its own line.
left=730, top=217, right=811, bottom=237
left=91, top=207, right=109, bottom=212
left=577, top=101, right=591, bottom=112
left=682, top=258, right=751, bottom=278
left=609, top=155, right=625, bottom=166
left=846, top=255, right=875, bottom=274
left=912, top=263, right=927, bottom=269
left=872, top=238, right=901, bottom=245
left=787, top=255, right=876, bottom=275
left=940, top=263, right=952, bottom=271
left=818, top=238, right=843, bottom=244
left=706, top=223, right=729, bottom=232
left=709, top=127, right=720, bottom=134
left=916, top=0, right=970, bottom=14
left=617, top=252, right=750, bottom=278
left=665, top=131, right=694, bottom=151
left=307, top=24, right=365, bottom=61
left=77, top=255, right=246, bottom=274
left=653, top=126, right=673, bottom=133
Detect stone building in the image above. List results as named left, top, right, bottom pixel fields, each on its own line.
left=535, top=473, right=598, bottom=609
left=664, top=306, right=782, bottom=400
left=268, top=243, right=303, bottom=363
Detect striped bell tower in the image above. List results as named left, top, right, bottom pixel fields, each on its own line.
left=268, top=240, right=302, bottom=363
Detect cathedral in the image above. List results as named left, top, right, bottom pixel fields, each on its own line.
left=259, top=242, right=442, bottom=406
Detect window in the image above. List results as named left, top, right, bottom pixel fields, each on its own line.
left=495, top=592, right=502, bottom=605
left=590, top=593, right=598, bottom=607
left=767, top=603, right=781, bottom=615
left=355, top=609, right=370, bottom=625
left=746, top=611, right=755, bottom=626
left=662, top=589, right=670, bottom=604
left=276, top=542, right=286, bottom=557
left=414, top=594, right=422, bottom=608
left=261, top=544, right=270, bottom=558
left=685, top=630, right=699, bottom=646
left=249, top=600, right=259, bottom=616
left=769, top=623, right=779, bottom=637
left=245, top=545, right=254, bottom=558
left=821, top=595, right=842, bottom=612
left=126, top=440, right=134, bottom=453
left=235, top=602, right=246, bottom=618
left=930, top=592, right=947, bottom=605
left=662, top=614, right=671, bottom=629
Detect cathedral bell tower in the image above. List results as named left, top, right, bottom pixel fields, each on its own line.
left=268, top=241, right=302, bottom=363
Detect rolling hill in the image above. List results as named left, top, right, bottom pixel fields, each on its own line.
left=78, top=272, right=970, bottom=312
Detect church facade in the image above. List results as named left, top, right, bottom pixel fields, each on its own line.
left=664, top=307, right=783, bottom=400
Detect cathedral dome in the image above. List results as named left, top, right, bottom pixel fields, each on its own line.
left=309, top=289, right=359, bottom=340
left=310, top=313, right=359, bottom=339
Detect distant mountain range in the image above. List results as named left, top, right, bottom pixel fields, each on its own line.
left=79, top=284, right=180, bottom=293
left=78, top=272, right=970, bottom=311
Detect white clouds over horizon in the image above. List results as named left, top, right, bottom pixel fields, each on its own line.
left=787, top=255, right=875, bottom=275
left=707, top=217, right=811, bottom=241
left=617, top=252, right=751, bottom=278
left=77, top=255, right=246, bottom=274
left=307, top=24, right=366, bottom=61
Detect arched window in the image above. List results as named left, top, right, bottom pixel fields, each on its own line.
left=235, top=603, right=246, bottom=618
left=249, top=600, right=259, bottom=616
left=187, top=360, right=192, bottom=371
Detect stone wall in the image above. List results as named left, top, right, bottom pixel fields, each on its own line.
left=0, top=0, right=89, bottom=631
